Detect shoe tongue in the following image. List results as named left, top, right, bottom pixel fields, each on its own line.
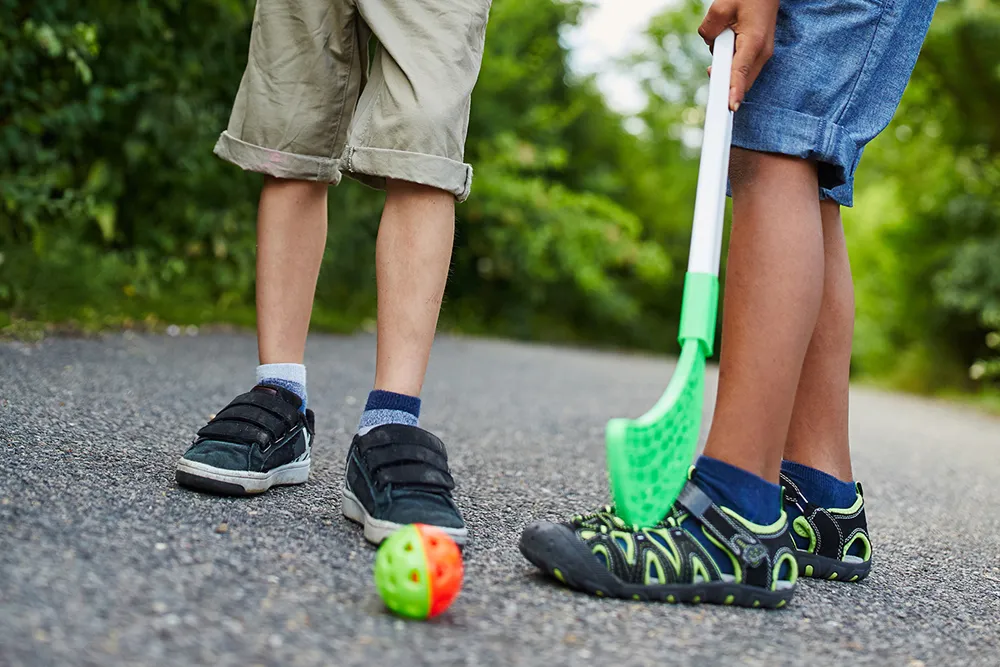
left=252, top=383, right=302, bottom=409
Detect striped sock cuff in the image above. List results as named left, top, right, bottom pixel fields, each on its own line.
left=358, top=390, right=421, bottom=434
left=358, top=408, right=419, bottom=435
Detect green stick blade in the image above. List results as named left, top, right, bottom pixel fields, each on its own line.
left=606, top=340, right=707, bottom=527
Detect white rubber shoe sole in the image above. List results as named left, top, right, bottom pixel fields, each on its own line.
left=176, top=458, right=310, bottom=495
left=341, top=487, right=468, bottom=545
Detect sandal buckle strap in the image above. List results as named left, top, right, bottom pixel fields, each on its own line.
left=675, top=482, right=767, bottom=567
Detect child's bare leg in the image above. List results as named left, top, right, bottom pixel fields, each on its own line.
left=372, top=179, right=455, bottom=398
left=256, top=177, right=329, bottom=365
left=255, top=175, right=455, bottom=407
left=176, top=177, right=325, bottom=495
left=782, top=200, right=854, bottom=481
left=701, top=149, right=825, bottom=482
left=518, top=148, right=823, bottom=604
left=346, top=180, right=465, bottom=543
left=777, top=201, right=869, bottom=580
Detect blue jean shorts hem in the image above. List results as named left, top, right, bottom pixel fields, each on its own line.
left=731, top=101, right=858, bottom=206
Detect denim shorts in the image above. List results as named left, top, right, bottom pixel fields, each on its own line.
left=732, top=0, right=938, bottom=205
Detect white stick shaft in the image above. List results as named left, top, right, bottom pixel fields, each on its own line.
left=687, top=29, right=735, bottom=276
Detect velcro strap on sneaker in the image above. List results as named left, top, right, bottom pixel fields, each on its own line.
left=363, top=443, right=450, bottom=473
left=355, top=425, right=455, bottom=491
left=676, top=482, right=770, bottom=569
left=197, top=419, right=273, bottom=449
left=228, top=391, right=299, bottom=427
left=374, top=463, right=455, bottom=490
left=211, top=404, right=286, bottom=441
left=356, top=424, right=448, bottom=456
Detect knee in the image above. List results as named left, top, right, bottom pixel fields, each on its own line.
left=729, top=149, right=818, bottom=194
left=385, top=176, right=455, bottom=200
left=261, top=176, right=328, bottom=197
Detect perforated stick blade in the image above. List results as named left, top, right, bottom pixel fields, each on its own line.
left=606, top=339, right=706, bottom=527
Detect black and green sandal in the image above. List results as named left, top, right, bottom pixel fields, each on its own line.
left=519, top=481, right=799, bottom=609
left=780, top=473, right=873, bottom=582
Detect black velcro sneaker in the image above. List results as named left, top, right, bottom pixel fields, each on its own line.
left=176, top=385, right=313, bottom=495
left=342, top=424, right=466, bottom=545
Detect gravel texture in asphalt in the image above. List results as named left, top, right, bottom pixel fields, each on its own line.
left=2, top=333, right=999, bottom=666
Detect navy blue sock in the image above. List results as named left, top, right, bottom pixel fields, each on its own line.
left=692, top=456, right=782, bottom=525
left=780, top=460, right=857, bottom=509
left=358, top=390, right=420, bottom=434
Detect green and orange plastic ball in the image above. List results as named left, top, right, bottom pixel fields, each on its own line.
left=374, top=524, right=463, bottom=619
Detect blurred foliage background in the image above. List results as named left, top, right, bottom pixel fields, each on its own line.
left=2, top=0, right=998, bottom=404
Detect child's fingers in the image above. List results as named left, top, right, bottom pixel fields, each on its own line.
left=698, top=0, right=734, bottom=48
left=699, top=0, right=779, bottom=111
left=729, top=30, right=771, bottom=111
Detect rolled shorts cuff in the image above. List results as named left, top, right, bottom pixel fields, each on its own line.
left=343, top=145, right=474, bottom=202
left=730, top=101, right=860, bottom=206
left=213, top=131, right=343, bottom=183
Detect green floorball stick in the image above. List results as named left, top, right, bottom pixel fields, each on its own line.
left=606, top=29, right=735, bottom=528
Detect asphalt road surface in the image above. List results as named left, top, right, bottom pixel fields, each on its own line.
left=3, top=332, right=999, bottom=666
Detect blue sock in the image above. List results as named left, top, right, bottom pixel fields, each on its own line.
left=256, top=363, right=307, bottom=413
left=693, top=456, right=782, bottom=525
left=780, top=460, right=857, bottom=509
left=358, top=390, right=420, bottom=434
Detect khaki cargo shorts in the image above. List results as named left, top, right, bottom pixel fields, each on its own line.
left=214, top=0, right=492, bottom=201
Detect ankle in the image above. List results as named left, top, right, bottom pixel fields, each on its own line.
left=780, top=449, right=852, bottom=483
left=358, top=390, right=421, bottom=434
left=698, top=446, right=776, bottom=484
left=693, top=455, right=782, bottom=525
left=780, top=460, right=857, bottom=509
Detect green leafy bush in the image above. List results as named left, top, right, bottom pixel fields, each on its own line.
left=1, top=0, right=262, bottom=325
